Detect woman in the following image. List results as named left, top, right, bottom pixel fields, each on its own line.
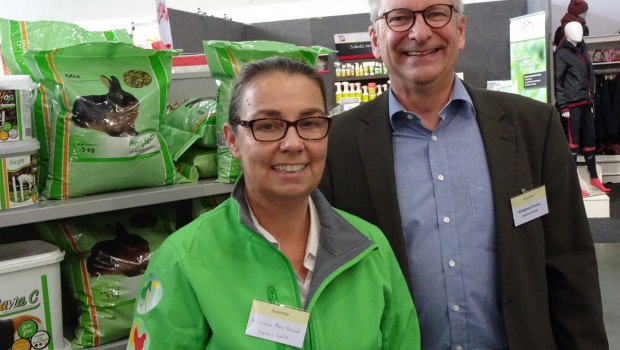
left=127, top=56, right=419, bottom=349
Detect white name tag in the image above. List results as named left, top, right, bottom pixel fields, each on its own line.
left=245, top=300, right=310, bottom=348
left=510, top=185, right=549, bottom=227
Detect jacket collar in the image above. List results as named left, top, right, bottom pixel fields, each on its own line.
left=230, top=175, right=374, bottom=307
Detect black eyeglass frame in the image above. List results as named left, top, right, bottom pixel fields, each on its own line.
left=230, top=117, right=332, bottom=142
left=375, top=4, right=457, bottom=32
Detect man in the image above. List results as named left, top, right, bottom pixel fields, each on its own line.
left=319, top=0, right=609, bottom=349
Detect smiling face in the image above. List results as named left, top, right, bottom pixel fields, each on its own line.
left=223, top=71, right=327, bottom=206
left=370, top=0, right=466, bottom=92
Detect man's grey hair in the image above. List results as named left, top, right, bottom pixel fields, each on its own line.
left=368, top=0, right=465, bottom=23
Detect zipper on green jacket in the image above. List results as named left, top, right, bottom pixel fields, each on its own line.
left=267, top=286, right=289, bottom=350
left=305, top=244, right=378, bottom=349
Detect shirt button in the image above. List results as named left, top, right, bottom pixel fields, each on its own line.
left=456, top=346, right=463, bottom=350
left=449, top=260, right=456, bottom=267
left=431, top=135, right=438, bottom=142
left=407, top=114, right=414, bottom=120
left=453, top=305, right=460, bottom=312
left=437, top=174, right=445, bottom=181
left=443, top=216, right=450, bottom=223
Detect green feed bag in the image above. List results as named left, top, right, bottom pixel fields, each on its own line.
left=0, top=18, right=133, bottom=193
left=21, top=42, right=176, bottom=199
left=35, top=205, right=176, bottom=349
left=164, top=97, right=217, bottom=148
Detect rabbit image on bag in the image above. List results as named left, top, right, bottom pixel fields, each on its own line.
left=72, top=75, right=140, bottom=137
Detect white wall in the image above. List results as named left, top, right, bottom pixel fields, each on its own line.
left=551, top=0, right=620, bottom=36
left=0, top=0, right=505, bottom=30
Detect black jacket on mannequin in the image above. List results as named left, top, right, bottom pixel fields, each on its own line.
left=554, top=39, right=595, bottom=112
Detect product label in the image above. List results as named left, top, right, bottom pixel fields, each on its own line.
left=0, top=275, right=53, bottom=349
left=69, top=132, right=161, bottom=160
left=0, top=88, right=32, bottom=142
left=1, top=153, right=38, bottom=210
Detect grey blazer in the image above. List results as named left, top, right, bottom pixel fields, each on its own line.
left=319, top=83, right=608, bottom=349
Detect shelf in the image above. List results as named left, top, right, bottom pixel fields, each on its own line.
left=335, top=74, right=389, bottom=82
left=0, top=179, right=234, bottom=228
left=593, top=61, right=620, bottom=66
left=584, top=34, right=620, bottom=45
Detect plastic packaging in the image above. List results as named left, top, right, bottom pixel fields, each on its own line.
left=0, top=75, right=37, bottom=142
left=0, top=138, right=39, bottom=210
left=0, top=240, right=65, bottom=350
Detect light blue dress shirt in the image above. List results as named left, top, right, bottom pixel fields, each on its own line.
left=389, top=77, right=507, bottom=349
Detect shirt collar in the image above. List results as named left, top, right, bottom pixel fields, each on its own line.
left=388, top=74, right=475, bottom=129
left=248, top=196, right=320, bottom=272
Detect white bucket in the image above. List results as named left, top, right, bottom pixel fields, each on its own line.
left=0, top=240, right=65, bottom=350
left=0, top=138, right=39, bottom=210
left=0, top=75, right=37, bottom=142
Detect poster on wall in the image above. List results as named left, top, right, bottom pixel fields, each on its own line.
left=509, top=11, right=547, bottom=103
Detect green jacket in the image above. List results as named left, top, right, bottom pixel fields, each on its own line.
left=127, top=178, right=420, bottom=349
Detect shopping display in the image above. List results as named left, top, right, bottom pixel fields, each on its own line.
left=0, top=18, right=135, bottom=193
left=35, top=206, right=176, bottom=348
left=21, top=42, right=177, bottom=199
left=0, top=240, right=65, bottom=350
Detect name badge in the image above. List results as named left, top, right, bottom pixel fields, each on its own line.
left=245, top=300, right=310, bottom=348
left=510, top=185, right=549, bottom=227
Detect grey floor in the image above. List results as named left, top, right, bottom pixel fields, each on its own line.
left=597, top=243, right=620, bottom=348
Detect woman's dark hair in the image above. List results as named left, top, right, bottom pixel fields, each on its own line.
left=228, top=56, right=326, bottom=130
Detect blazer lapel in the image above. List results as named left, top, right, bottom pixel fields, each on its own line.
left=354, top=94, right=410, bottom=277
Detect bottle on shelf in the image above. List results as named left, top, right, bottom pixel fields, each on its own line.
left=368, top=82, right=377, bottom=100
left=335, top=82, right=343, bottom=103
left=342, top=82, right=350, bottom=98
left=355, top=82, right=362, bottom=99
left=362, top=86, right=369, bottom=102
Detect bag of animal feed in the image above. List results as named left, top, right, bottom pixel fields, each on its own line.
left=21, top=41, right=177, bottom=198
left=177, top=146, right=217, bottom=179
left=35, top=205, right=176, bottom=348
left=0, top=18, right=133, bottom=193
left=202, top=40, right=333, bottom=184
left=164, top=97, right=217, bottom=148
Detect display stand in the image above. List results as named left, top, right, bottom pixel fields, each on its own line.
left=577, top=155, right=620, bottom=184
left=577, top=165, right=611, bottom=218
left=1, top=58, right=228, bottom=350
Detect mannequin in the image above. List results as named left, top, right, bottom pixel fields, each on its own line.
left=553, top=0, right=589, bottom=48
left=554, top=21, right=610, bottom=196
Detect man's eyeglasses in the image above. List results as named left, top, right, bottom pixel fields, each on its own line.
left=230, top=117, right=332, bottom=142
left=375, top=4, right=456, bottom=32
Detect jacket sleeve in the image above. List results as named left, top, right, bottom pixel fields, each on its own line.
left=127, top=240, right=209, bottom=350
left=371, top=231, right=421, bottom=350
left=553, top=50, right=570, bottom=111
left=540, top=106, right=608, bottom=349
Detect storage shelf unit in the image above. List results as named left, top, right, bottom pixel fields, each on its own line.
left=1, top=60, right=229, bottom=350
left=0, top=179, right=234, bottom=228
left=585, top=34, right=620, bottom=72
left=335, top=74, right=389, bottom=82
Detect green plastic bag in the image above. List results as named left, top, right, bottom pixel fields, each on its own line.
left=35, top=205, right=176, bottom=349
left=0, top=18, right=133, bottom=193
left=164, top=97, right=217, bottom=148
left=202, top=40, right=332, bottom=184
left=177, top=146, right=217, bottom=179
left=21, top=42, right=176, bottom=198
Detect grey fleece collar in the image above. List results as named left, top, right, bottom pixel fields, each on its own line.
left=230, top=175, right=375, bottom=308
